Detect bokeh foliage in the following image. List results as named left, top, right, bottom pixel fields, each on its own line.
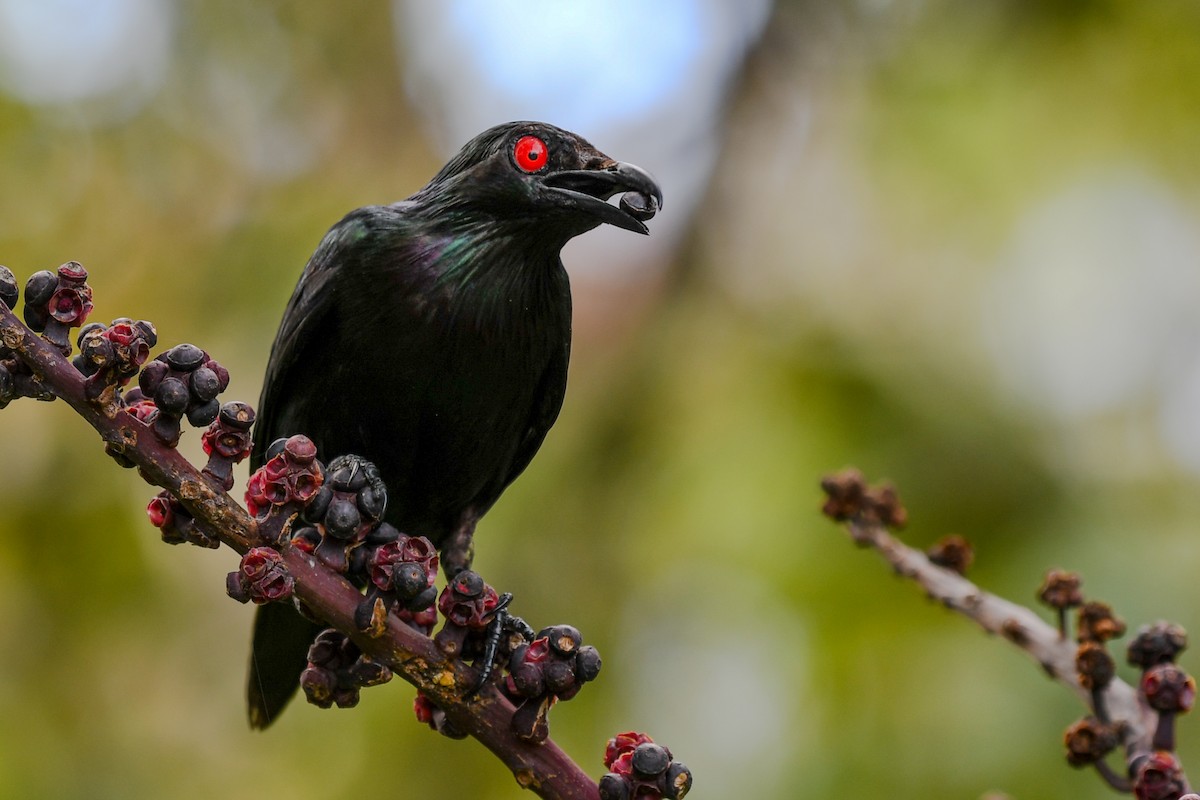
left=2, top=2, right=1200, bottom=798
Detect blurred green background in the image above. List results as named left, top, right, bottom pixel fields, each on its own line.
left=3, top=1, right=1200, bottom=797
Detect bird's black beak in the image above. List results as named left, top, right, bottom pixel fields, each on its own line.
left=541, top=161, right=663, bottom=234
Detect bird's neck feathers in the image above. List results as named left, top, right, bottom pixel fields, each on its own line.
left=402, top=223, right=571, bottom=340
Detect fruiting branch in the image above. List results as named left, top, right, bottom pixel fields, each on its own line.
left=0, top=265, right=696, bottom=800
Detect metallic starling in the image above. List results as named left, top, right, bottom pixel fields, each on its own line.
left=247, top=121, right=662, bottom=728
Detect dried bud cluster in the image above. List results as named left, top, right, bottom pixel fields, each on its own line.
left=136, top=343, right=230, bottom=445
left=22, top=261, right=93, bottom=352
left=1133, top=751, right=1186, bottom=800
left=1077, top=601, right=1126, bottom=644
left=926, top=534, right=973, bottom=575
left=1038, top=570, right=1083, bottom=613
left=300, top=629, right=392, bottom=710
left=1076, top=641, right=1116, bottom=691
left=1046, top=567, right=1196, bottom=789
left=72, top=318, right=157, bottom=402
left=1063, top=716, right=1117, bottom=767
left=1129, top=623, right=1189, bottom=670
left=599, top=731, right=691, bottom=800
left=819, top=468, right=907, bottom=529
left=227, top=547, right=294, bottom=604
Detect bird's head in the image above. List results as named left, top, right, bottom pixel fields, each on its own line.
left=414, top=121, right=663, bottom=242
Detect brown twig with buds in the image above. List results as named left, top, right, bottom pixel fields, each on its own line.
left=822, top=468, right=1195, bottom=799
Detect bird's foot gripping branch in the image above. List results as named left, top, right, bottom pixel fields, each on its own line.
left=821, top=468, right=1199, bottom=800
left=0, top=262, right=691, bottom=800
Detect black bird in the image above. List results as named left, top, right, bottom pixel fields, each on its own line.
left=246, top=121, right=662, bottom=728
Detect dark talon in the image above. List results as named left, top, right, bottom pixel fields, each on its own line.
left=467, top=592, right=537, bottom=697
left=467, top=592, right=513, bottom=696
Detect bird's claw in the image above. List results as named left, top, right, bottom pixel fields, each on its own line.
left=466, top=592, right=534, bottom=697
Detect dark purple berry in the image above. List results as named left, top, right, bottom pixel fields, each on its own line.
left=0, top=265, right=17, bottom=310
left=324, top=499, right=361, bottom=539
left=575, top=645, right=601, bottom=682
left=264, top=437, right=288, bottom=460
left=218, top=400, right=255, bottom=430
left=539, top=624, right=583, bottom=657
left=357, top=485, right=385, bottom=518
left=139, top=360, right=168, bottom=394
left=391, top=561, right=428, bottom=599
left=661, top=762, right=692, bottom=799
left=190, top=366, right=221, bottom=401
left=1129, top=622, right=1188, bottom=668
left=304, top=485, right=334, bottom=523
left=0, top=365, right=13, bottom=405
left=186, top=397, right=220, bottom=427
left=155, top=377, right=190, bottom=414
left=283, top=435, right=318, bottom=464
left=451, top=570, right=484, bottom=599
left=75, top=321, right=106, bottom=347
left=543, top=660, right=575, bottom=695
left=619, top=190, right=657, bottom=221
left=631, top=743, right=671, bottom=779
left=22, top=270, right=56, bottom=328
left=165, top=343, right=205, bottom=371
left=598, top=774, right=631, bottom=800
left=23, top=270, right=57, bottom=307
left=510, top=663, right=545, bottom=697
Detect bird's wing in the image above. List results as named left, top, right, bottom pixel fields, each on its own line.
left=251, top=207, right=393, bottom=469
left=246, top=603, right=324, bottom=729
left=247, top=206, right=425, bottom=728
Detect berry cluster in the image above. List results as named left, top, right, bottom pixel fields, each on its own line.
left=0, top=266, right=53, bottom=407
left=413, top=692, right=466, bottom=739
left=142, top=403, right=255, bottom=550
left=599, top=732, right=692, bottom=800
left=201, top=401, right=256, bottom=490
left=147, top=489, right=218, bottom=548
left=22, top=261, right=94, bottom=352
left=300, top=629, right=392, bottom=710
left=135, top=343, right=230, bottom=446
left=227, top=547, right=294, bottom=604
left=503, top=624, right=602, bottom=743
left=433, top=570, right=504, bottom=659
left=73, top=318, right=157, bottom=402
left=0, top=265, right=16, bottom=311
left=245, top=434, right=324, bottom=522
left=356, top=531, right=440, bottom=637
left=290, top=454, right=386, bottom=573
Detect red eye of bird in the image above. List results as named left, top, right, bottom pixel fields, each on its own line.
left=513, top=135, right=548, bottom=173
